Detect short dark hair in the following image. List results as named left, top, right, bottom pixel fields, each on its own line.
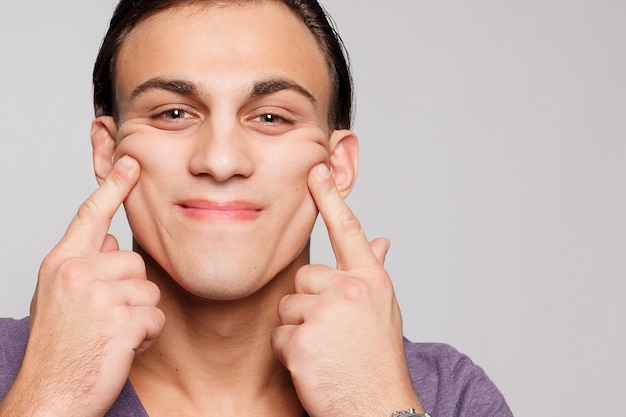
left=92, top=0, right=353, bottom=129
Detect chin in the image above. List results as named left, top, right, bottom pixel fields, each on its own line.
left=132, top=225, right=312, bottom=303
left=151, top=255, right=283, bottom=302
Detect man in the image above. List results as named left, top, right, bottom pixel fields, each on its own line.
left=0, top=1, right=512, bottom=416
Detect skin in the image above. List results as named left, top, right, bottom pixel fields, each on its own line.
left=0, top=2, right=423, bottom=417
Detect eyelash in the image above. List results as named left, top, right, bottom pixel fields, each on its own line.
left=153, top=108, right=193, bottom=120
left=148, top=107, right=297, bottom=135
left=254, top=113, right=294, bottom=125
left=152, top=109, right=292, bottom=122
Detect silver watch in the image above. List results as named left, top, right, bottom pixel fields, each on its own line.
left=392, top=408, right=431, bottom=417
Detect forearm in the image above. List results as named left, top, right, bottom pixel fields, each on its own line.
left=0, top=371, right=68, bottom=417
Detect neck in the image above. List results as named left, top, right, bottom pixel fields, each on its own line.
left=129, top=242, right=308, bottom=417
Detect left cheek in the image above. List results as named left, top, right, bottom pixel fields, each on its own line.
left=268, top=141, right=326, bottom=212
left=274, top=139, right=329, bottom=179
left=283, top=152, right=327, bottom=204
left=284, top=150, right=327, bottom=223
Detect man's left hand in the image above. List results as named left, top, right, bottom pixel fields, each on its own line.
left=272, top=163, right=424, bottom=417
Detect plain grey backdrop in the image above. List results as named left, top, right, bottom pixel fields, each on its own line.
left=1, top=1, right=624, bottom=415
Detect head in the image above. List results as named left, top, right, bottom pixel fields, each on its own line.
left=93, top=0, right=353, bottom=130
left=89, top=0, right=359, bottom=301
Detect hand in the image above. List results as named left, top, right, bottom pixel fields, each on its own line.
left=272, top=163, right=423, bottom=417
left=0, top=156, right=165, bottom=417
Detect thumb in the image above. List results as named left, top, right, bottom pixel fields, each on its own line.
left=369, top=237, right=390, bottom=265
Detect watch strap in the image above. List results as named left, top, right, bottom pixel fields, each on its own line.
left=391, top=408, right=431, bottom=417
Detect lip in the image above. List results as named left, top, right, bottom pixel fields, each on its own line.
left=176, top=199, right=263, bottom=222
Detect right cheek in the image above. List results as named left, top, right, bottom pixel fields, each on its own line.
left=113, top=135, right=163, bottom=176
left=123, top=186, right=155, bottom=246
left=114, top=120, right=161, bottom=157
left=114, top=127, right=145, bottom=153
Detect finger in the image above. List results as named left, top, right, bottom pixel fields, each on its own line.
left=57, top=156, right=139, bottom=256
left=308, top=163, right=377, bottom=270
left=277, top=293, right=317, bottom=325
left=369, top=237, right=390, bottom=265
left=51, top=250, right=146, bottom=291
left=101, top=234, right=119, bottom=252
left=104, top=278, right=161, bottom=307
left=131, top=306, right=165, bottom=355
left=271, top=324, right=298, bottom=366
left=293, top=263, right=340, bottom=294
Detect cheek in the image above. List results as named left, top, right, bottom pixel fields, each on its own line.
left=113, top=125, right=152, bottom=168
left=113, top=126, right=188, bottom=176
left=265, top=138, right=329, bottom=183
left=266, top=141, right=328, bottom=222
left=266, top=142, right=324, bottom=258
left=114, top=127, right=183, bottom=230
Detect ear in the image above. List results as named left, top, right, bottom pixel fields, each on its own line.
left=90, top=116, right=118, bottom=185
left=328, top=129, right=359, bottom=198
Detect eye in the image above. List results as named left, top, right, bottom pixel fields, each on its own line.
left=157, top=108, right=192, bottom=120
left=149, top=106, right=198, bottom=131
left=257, top=113, right=288, bottom=124
left=249, top=112, right=296, bottom=135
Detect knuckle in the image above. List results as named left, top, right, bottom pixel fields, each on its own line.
left=125, top=251, right=148, bottom=278
left=39, top=250, right=62, bottom=272
left=368, top=267, right=395, bottom=295
left=143, top=281, right=162, bottom=306
left=75, top=197, right=102, bottom=225
left=277, top=295, right=296, bottom=320
left=56, top=258, right=92, bottom=288
left=296, top=263, right=316, bottom=276
left=314, top=301, right=336, bottom=323
left=270, top=327, right=282, bottom=349
left=289, top=329, right=316, bottom=361
left=141, top=306, right=165, bottom=334
left=378, top=273, right=395, bottom=293
left=339, top=277, right=369, bottom=303
left=108, top=305, right=131, bottom=325
left=294, top=265, right=314, bottom=289
left=277, top=295, right=290, bottom=313
left=271, top=327, right=291, bottom=364
left=338, top=213, right=362, bottom=235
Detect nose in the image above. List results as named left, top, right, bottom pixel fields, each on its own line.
left=188, top=120, right=254, bottom=182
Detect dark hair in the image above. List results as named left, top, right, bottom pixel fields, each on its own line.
left=92, top=0, right=353, bottom=129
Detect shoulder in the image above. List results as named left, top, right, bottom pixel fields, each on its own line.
left=0, top=317, right=30, bottom=399
left=403, top=339, right=513, bottom=417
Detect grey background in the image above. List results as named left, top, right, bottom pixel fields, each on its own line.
left=1, top=1, right=624, bottom=415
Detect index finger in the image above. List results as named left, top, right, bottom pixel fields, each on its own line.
left=308, top=163, right=378, bottom=270
left=56, top=155, right=140, bottom=256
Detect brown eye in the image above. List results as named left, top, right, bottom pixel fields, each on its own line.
left=260, top=114, right=281, bottom=123
left=248, top=110, right=296, bottom=135
left=164, top=109, right=185, bottom=119
left=152, top=108, right=194, bottom=121
left=149, top=107, right=198, bottom=131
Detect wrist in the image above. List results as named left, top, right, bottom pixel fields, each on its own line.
left=391, top=409, right=431, bottom=417
left=386, top=389, right=426, bottom=416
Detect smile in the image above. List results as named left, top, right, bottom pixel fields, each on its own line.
left=176, top=200, right=263, bottom=222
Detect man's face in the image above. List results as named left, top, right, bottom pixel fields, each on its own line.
left=110, top=2, right=334, bottom=300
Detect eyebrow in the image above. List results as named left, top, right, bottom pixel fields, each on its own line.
left=128, top=76, right=317, bottom=106
left=250, top=78, right=316, bottom=105
left=129, top=78, right=201, bottom=101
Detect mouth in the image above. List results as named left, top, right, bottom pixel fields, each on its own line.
left=176, top=199, right=264, bottom=222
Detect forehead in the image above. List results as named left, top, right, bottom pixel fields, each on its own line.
left=115, top=2, right=332, bottom=115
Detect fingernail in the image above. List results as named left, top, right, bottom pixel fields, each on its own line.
left=316, top=163, right=331, bottom=179
left=116, top=155, right=134, bottom=171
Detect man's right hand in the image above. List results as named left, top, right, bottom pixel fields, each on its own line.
left=0, top=155, right=165, bottom=417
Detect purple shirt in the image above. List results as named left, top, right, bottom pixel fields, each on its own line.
left=0, top=317, right=512, bottom=416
